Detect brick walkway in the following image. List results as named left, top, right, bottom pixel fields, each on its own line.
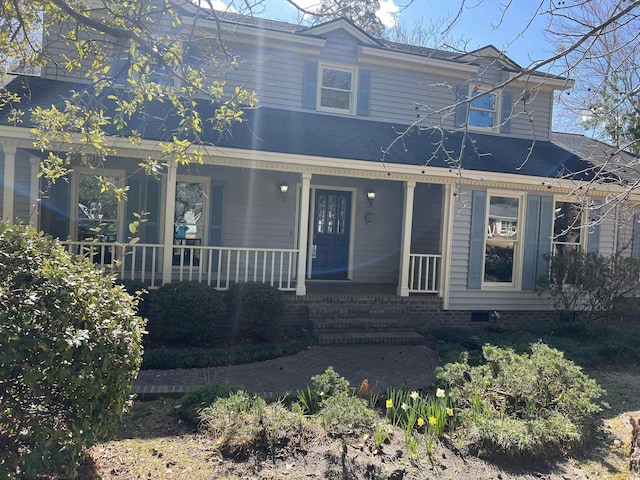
left=133, top=344, right=439, bottom=398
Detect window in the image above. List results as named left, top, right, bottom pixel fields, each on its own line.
left=174, top=178, right=208, bottom=242
left=469, top=86, right=498, bottom=129
left=483, top=194, right=522, bottom=285
left=552, top=201, right=584, bottom=254
left=76, top=172, right=122, bottom=241
left=318, top=64, right=356, bottom=114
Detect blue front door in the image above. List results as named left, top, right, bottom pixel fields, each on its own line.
left=312, top=189, right=351, bottom=279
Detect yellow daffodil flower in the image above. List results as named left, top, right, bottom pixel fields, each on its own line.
left=386, top=399, right=393, bottom=409
left=446, top=408, right=454, bottom=416
left=436, top=388, right=445, bottom=398
left=417, top=417, right=425, bottom=427
left=429, top=416, right=437, bottom=425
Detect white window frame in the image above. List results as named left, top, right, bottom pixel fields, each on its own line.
left=172, top=175, right=210, bottom=247
left=552, top=198, right=588, bottom=254
left=468, top=85, right=500, bottom=132
left=482, top=191, right=525, bottom=290
left=317, top=63, right=358, bottom=115
left=72, top=168, right=126, bottom=242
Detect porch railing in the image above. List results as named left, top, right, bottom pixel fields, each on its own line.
left=60, top=241, right=298, bottom=291
left=408, top=253, right=441, bottom=293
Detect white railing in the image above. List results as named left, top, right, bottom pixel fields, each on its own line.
left=61, top=241, right=164, bottom=287
left=408, top=253, right=441, bottom=293
left=61, top=241, right=298, bottom=291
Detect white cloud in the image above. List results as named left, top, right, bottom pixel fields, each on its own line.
left=376, top=0, right=400, bottom=28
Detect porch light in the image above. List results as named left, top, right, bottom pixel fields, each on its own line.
left=279, top=182, right=289, bottom=201
left=367, top=189, right=376, bottom=207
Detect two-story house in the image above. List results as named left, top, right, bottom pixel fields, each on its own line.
left=0, top=4, right=635, bottom=326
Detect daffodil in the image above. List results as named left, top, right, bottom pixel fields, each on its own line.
left=429, top=416, right=437, bottom=425
left=446, top=407, right=454, bottom=416
left=401, top=402, right=409, bottom=411
left=386, top=399, right=393, bottom=409
left=410, top=391, right=419, bottom=401
left=417, top=417, right=425, bottom=427
left=436, top=388, right=445, bottom=398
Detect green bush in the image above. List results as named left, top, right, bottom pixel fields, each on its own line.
left=317, top=391, right=377, bottom=438
left=436, top=342, right=604, bottom=458
left=538, top=251, right=640, bottom=323
left=152, top=281, right=227, bottom=347
left=0, top=224, right=146, bottom=478
left=297, top=366, right=352, bottom=414
left=117, top=279, right=150, bottom=318
left=178, top=383, right=239, bottom=426
left=225, top=282, right=285, bottom=343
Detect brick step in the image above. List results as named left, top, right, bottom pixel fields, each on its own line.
left=307, top=304, right=441, bottom=317
left=316, top=331, right=425, bottom=345
left=313, top=318, right=421, bottom=333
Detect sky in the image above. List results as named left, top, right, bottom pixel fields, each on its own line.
left=208, top=0, right=556, bottom=68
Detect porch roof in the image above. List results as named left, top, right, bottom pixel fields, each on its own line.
left=1, top=75, right=597, bottom=181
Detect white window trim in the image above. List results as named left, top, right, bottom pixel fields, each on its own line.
left=316, top=63, right=358, bottom=115
left=71, top=167, right=126, bottom=242
left=468, top=86, right=500, bottom=132
left=481, top=191, right=525, bottom=290
left=551, top=197, right=588, bottom=254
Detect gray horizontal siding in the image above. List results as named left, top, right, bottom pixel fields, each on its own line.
left=14, top=150, right=33, bottom=222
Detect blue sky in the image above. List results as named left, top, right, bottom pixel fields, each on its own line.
left=209, top=0, right=556, bottom=68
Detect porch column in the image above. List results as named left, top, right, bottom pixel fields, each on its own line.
left=1, top=146, right=17, bottom=224
left=162, top=162, right=178, bottom=284
left=29, top=155, right=40, bottom=228
left=397, top=181, right=416, bottom=297
left=296, top=172, right=312, bottom=296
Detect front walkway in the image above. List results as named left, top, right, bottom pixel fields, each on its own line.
left=133, top=344, right=439, bottom=397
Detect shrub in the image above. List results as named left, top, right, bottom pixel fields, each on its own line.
left=297, top=366, right=352, bottom=414
left=538, top=251, right=640, bottom=323
left=117, top=279, right=150, bottom=318
left=436, top=342, right=604, bottom=458
left=317, top=391, right=377, bottom=438
left=152, top=281, right=227, bottom=347
left=225, top=282, right=285, bottom=343
left=178, top=383, right=239, bottom=426
left=0, top=224, right=146, bottom=478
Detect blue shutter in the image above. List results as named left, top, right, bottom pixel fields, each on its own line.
left=633, top=213, right=640, bottom=258
left=209, top=184, right=224, bottom=246
left=522, top=195, right=541, bottom=290
left=144, top=178, right=161, bottom=244
left=500, top=91, right=512, bottom=133
left=468, top=190, right=487, bottom=289
left=587, top=201, right=602, bottom=254
left=302, top=61, right=318, bottom=109
left=126, top=178, right=141, bottom=241
left=455, top=84, right=469, bottom=127
left=537, top=196, right=554, bottom=279
left=46, top=179, right=71, bottom=240
left=357, top=70, right=371, bottom=116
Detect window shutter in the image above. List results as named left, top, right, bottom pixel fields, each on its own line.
left=209, top=184, right=224, bottom=246
left=455, top=84, right=469, bottom=128
left=126, top=177, right=141, bottom=240
left=48, top=178, right=71, bottom=240
left=587, top=201, right=602, bottom=254
left=468, top=190, right=487, bottom=289
left=522, top=195, right=541, bottom=290
left=302, top=61, right=318, bottom=109
left=357, top=70, right=371, bottom=116
left=500, top=91, right=512, bottom=134
left=144, top=178, right=161, bottom=243
left=537, top=196, right=554, bottom=280
left=633, top=213, right=640, bottom=258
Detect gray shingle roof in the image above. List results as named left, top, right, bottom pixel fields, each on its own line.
left=1, top=76, right=597, bottom=181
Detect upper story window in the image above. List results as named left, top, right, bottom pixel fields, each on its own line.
left=552, top=200, right=585, bottom=254
left=469, top=86, right=498, bottom=130
left=483, top=193, right=523, bottom=287
left=318, top=64, right=356, bottom=114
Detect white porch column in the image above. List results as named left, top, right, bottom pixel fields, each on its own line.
left=2, top=146, right=17, bottom=224
left=29, top=155, right=40, bottom=228
left=397, top=181, right=416, bottom=297
left=296, top=172, right=312, bottom=296
left=162, top=162, right=178, bottom=284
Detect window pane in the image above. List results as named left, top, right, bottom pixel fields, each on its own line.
left=175, top=181, right=205, bottom=238
left=487, top=196, right=519, bottom=240
left=336, top=196, right=346, bottom=234
left=469, top=110, right=495, bottom=128
left=327, top=194, right=336, bottom=234
left=316, top=194, right=327, bottom=234
left=320, top=89, right=351, bottom=110
left=78, top=174, right=119, bottom=240
left=471, top=91, right=496, bottom=110
left=322, top=69, right=352, bottom=90
left=484, top=243, right=514, bottom=282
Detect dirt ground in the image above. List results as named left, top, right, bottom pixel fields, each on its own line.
left=77, top=369, right=640, bottom=480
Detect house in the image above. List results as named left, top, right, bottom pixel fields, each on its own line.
left=0, top=4, right=635, bottom=326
